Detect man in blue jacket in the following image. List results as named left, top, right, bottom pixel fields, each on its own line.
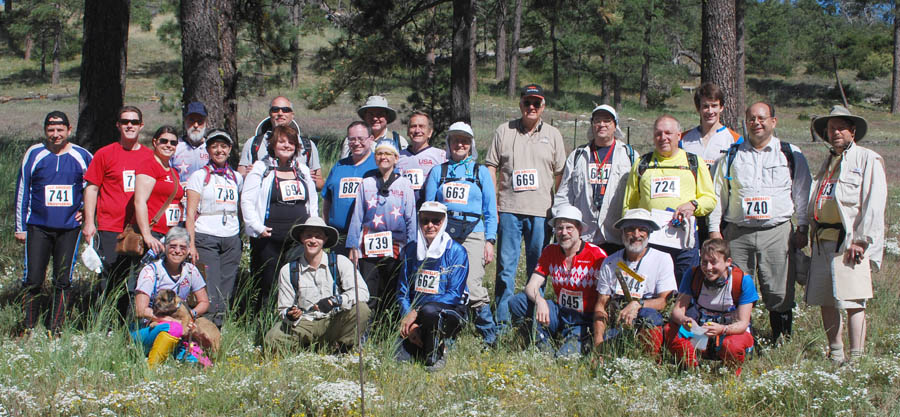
left=396, top=201, right=468, bottom=371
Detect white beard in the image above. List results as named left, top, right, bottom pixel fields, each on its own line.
left=625, top=237, right=649, bottom=255
left=187, top=126, right=206, bottom=145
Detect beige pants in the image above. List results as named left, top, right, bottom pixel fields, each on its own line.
left=265, top=303, right=370, bottom=350
left=462, top=232, right=490, bottom=308
left=724, top=221, right=793, bottom=312
left=805, top=240, right=867, bottom=309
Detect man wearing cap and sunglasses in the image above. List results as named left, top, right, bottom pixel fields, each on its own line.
left=507, top=205, right=607, bottom=357
left=554, top=104, right=636, bottom=256
left=486, top=84, right=567, bottom=331
left=171, top=101, right=211, bottom=188
left=16, top=111, right=93, bottom=335
left=238, top=96, right=323, bottom=190
left=265, top=216, right=370, bottom=352
left=339, top=95, right=410, bottom=159
left=82, top=106, right=154, bottom=314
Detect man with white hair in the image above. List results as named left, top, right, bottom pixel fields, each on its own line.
left=171, top=102, right=211, bottom=187
left=507, top=205, right=607, bottom=357
left=395, top=201, right=469, bottom=371
left=593, top=208, right=677, bottom=355
left=554, top=104, right=635, bottom=255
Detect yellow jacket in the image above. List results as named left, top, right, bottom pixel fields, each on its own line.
left=622, top=149, right=717, bottom=216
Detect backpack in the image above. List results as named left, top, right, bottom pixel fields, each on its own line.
left=438, top=161, right=482, bottom=189
left=688, top=264, right=750, bottom=308
left=290, top=251, right=340, bottom=300
left=437, top=162, right=485, bottom=241
left=250, top=119, right=313, bottom=166
left=201, top=164, right=238, bottom=186
left=723, top=140, right=796, bottom=182
left=572, top=142, right=636, bottom=166
left=636, top=151, right=700, bottom=181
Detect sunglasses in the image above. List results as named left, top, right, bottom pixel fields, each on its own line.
left=522, top=99, right=542, bottom=108
left=156, top=137, right=178, bottom=146
left=420, top=216, right=444, bottom=226
left=270, top=106, right=293, bottom=114
left=118, top=119, right=142, bottom=126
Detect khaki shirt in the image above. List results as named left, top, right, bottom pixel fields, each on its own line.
left=484, top=119, right=566, bottom=217
left=275, top=252, right=369, bottom=319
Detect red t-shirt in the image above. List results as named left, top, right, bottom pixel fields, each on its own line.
left=136, top=160, right=184, bottom=235
left=534, top=241, right=607, bottom=314
left=84, top=142, right=153, bottom=233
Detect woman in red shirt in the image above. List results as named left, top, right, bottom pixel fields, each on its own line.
left=134, top=126, right=185, bottom=255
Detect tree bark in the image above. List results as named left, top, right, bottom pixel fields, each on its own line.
left=701, top=0, right=738, bottom=128
left=76, top=0, right=129, bottom=152
left=24, top=33, right=32, bottom=61
left=507, top=0, right=522, bottom=98
left=550, top=0, right=559, bottom=93
left=495, top=0, right=507, bottom=80
left=181, top=0, right=239, bottom=139
left=51, top=21, right=61, bottom=85
left=452, top=0, right=474, bottom=123
left=892, top=1, right=900, bottom=113
left=735, top=0, right=746, bottom=119
left=469, top=11, right=477, bottom=95
left=290, top=1, right=302, bottom=89
left=638, top=0, right=653, bottom=109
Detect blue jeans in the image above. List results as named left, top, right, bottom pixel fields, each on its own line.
left=494, top=213, right=546, bottom=326
left=507, top=292, right=593, bottom=350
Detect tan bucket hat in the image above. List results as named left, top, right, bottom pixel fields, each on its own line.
left=812, top=105, right=868, bottom=142
left=289, top=216, right=340, bottom=248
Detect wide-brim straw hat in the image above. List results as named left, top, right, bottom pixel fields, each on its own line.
left=614, top=208, right=661, bottom=232
left=357, top=95, right=397, bottom=124
left=289, top=216, right=339, bottom=248
left=812, top=105, right=868, bottom=142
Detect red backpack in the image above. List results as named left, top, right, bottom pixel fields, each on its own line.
left=689, top=264, right=753, bottom=307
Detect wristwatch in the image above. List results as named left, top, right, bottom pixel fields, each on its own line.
left=486, top=239, right=496, bottom=245
left=689, top=200, right=699, bottom=209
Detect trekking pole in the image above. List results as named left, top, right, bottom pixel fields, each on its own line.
left=352, top=256, right=366, bottom=416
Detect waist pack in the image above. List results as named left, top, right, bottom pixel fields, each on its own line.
left=446, top=213, right=480, bottom=243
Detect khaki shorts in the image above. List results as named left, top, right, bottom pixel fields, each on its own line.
left=805, top=240, right=867, bottom=309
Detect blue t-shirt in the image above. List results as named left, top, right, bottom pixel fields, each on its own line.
left=321, top=153, right=377, bottom=233
left=677, top=267, right=759, bottom=306
left=15, top=143, right=93, bottom=232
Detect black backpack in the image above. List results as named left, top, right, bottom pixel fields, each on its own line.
left=289, top=251, right=340, bottom=299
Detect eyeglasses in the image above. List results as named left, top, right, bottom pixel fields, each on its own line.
left=420, top=216, right=444, bottom=226
left=747, top=116, right=771, bottom=124
left=522, top=99, right=542, bottom=108
left=348, top=136, right=370, bottom=144
left=167, top=244, right=188, bottom=252
left=270, top=106, right=293, bottom=114
left=118, top=119, right=141, bottom=126
left=156, top=137, right=178, bottom=146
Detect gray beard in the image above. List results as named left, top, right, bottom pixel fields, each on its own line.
left=625, top=238, right=649, bottom=255
left=187, top=127, right=206, bottom=145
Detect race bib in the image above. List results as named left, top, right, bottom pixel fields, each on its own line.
left=615, top=275, right=645, bottom=299
left=742, top=196, right=772, bottom=220
left=512, top=169, right=538, bottom=192
left=402, top=169, right=424, bottom=190
left=443, top=182, right=471, bottom=205
left=414, top=269, right=441, bottom=294
left=339, top=177, right=362, bottom=199
left=44, top=184, right=73, bottom=207
left=123, top=170, right=136, bottom=193
left=558, top=288, right=584, bottom=313
left=363, top=231, right=393, bottom=257
left=821, top=179, right=837, bottom=200
left=279, top=180, right=306, bottom=202
left=165, top=204, right=182, bottom=227
left=588, top=163, right=611, bottom=185
left=214, top=184, right=237, bottom=205
left=650, top=176, right=680, bottom=199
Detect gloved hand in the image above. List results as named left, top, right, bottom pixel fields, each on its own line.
left=313, top=296, right=341, bottom=313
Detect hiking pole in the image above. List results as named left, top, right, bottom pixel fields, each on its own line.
left=352, top=255, right=366, bottom=416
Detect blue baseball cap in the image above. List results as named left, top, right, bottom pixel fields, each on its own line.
left=184, top=102, right=208, bottom=118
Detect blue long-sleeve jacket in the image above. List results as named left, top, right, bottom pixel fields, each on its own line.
left=422, top=160, right=498, bottom=241
left=396, top=239, right=469, bottom=316
left=16, top=143, right=93, bottom=232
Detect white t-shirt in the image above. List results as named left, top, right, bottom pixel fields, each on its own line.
left=596, top=247, right=677, bottom=300
left=680, top=126, right=740, bottom=167
left=135, top=260, right=207, bottom=303
left=185, top=167, right=244, bottom=237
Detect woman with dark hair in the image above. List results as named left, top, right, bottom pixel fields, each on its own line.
left=242, top=124, right=318, bottom=314
left=134, top=125, right=184, bottom=256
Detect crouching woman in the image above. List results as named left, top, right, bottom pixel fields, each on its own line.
left=665, top=238, right=758, bottom=370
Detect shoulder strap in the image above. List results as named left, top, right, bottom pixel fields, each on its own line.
left=299, top=134, right=312, bottom=165
left=290, top=260, right=300, bottom=295
left=392, top=131, right=400, bottom=150
left=780, top=141, right=796, bottom=180
left=730, top=265, right=745, bottom=304
left=686, top=152, right=699, bottom=181
left=690, top=266, right=703, bottom=300
left=328, top=251, right=339, bottom=294
left=149, top=169, right=179, bottom=227
left=473, top=163, right=482, bottom=187
left=250, top=132, right=266, bottom=164
left=625, top=144, right=636, bottom=164
left=202, top=165, right=213, bottom=186
left=637, top=152, right=654, bottom=178
left=439, top=163, right=449, bottom=185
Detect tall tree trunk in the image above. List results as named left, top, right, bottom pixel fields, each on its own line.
left=182, top=0, right=239, bottom=139
left=76, top=0, right=129, bottom=152
left=613, top=73, right=622, bottom=110
left=469, top=11, right=477, bottom=95
left=495, top=0, right=507, bottom=80
left=452, top=0, right=474, bottom=123
left=24, top=33, right=32, bottom=61
left=701, top=0, right=738, bottom=128
left=638, top=0, right=653, bottom=109
left=51, top=22, right=61, bottom=85
left=735, top=0, right=746, bottom=120
left=550, top=0, right=559, bottom=93
left=40, top=32, right=46, bottom=76
left=507, top=0, right=522, bottom=98
left=832, top=53, right=849, bottom=109
left=290, top=1, right=302, bottom=89
left=892, top=0, right=900, bottom=113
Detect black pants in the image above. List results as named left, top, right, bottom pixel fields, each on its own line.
left=23, top=225, right=80, bottom=294
left=401, top=302, right=467, bottom=360
left=95, top=230, right=143, bottom=318
left=249, top=236, right=292, bottom=315
left=358, top=256, right=403, bottom=322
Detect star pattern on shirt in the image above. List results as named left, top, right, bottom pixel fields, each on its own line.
left=366, top=196, right=378, bottom=209
left=176, top=160, right=191, bottom=176
left=390, top=205, right=402, bottom=220
left=372, top=214, right=385, bottom=228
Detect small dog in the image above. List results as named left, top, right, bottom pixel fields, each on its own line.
left=165, top=292, right=222, bottom=355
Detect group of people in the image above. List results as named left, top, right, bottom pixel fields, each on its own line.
left=15, top=81, right=886, bottom=372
